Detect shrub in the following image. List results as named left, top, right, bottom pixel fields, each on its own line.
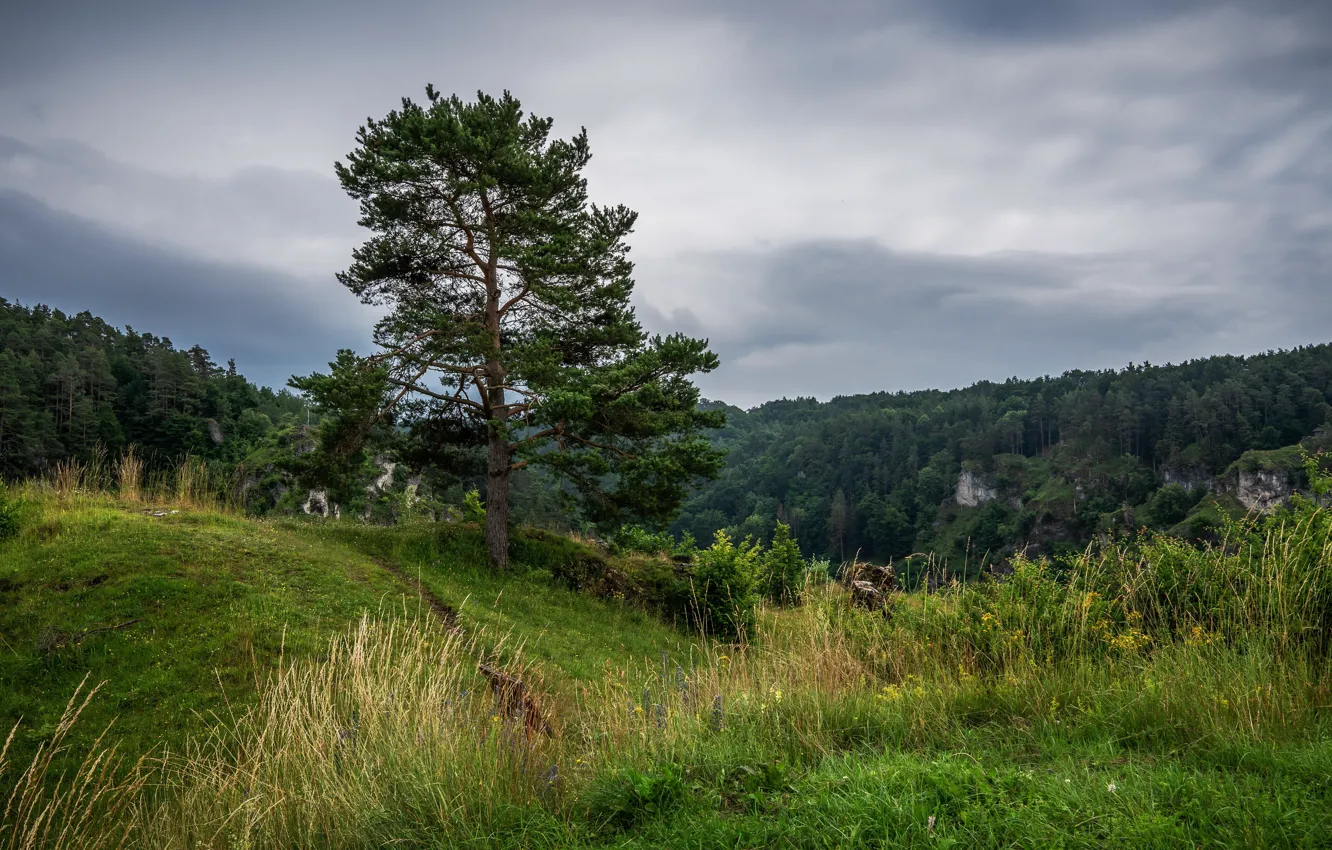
left=691, top=530, right=761, bottom=639
left=462, top=488, right=486, bottom=524
left=584, top=764, right=688, bottom=833
left=1143, top=483, right=1204, bottom=528
left=758, top=521, right=806, bottom=606
left=610, top=525, right=696, bottom=558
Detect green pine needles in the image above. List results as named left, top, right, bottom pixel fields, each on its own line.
left=294, top=87, right=724, bottom=568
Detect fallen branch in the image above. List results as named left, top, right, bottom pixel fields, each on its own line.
left=36, top=619, right=143, bottom=655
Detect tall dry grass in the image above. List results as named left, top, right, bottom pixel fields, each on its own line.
left=137, top=616, right=558, bottom=847
left=114, top=448, right=144, bottom=504
left=41, top=447, right=232, bottom=511
left=50, top=461, right=83, bottom=503
left=0, top=677, right=148, bottom=850
left=173, top=457, right=213, bottom=510
left=83, top=447, right=107, bottom=495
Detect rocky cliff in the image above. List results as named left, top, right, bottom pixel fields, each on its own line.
left=956, top=470, right=998, bottom=508
left=1233, top=468, right=1292, bottom=512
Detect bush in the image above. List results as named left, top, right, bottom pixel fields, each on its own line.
left=461, top=488, right=486, bottom=524
left=1143, top=483, right=1204, bottom=528
left=584, top=764, right=688, bottom=833
left=610, top=525, right=696, bottom=558
left=691, top=530, right=760, bottom=639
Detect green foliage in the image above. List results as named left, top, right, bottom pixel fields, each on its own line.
left=302, top=87, right=726, bottom=567
left=286, top=350, right=393, bottom=507
left=873, top=495, right=1332, bottom=676
left=0, top=299, right=306, bottom=477
left=1142, top=483, right=1205, bottom=528
left=1301, top=448, right=1332, bottom=500
left=676, top=345, right=1332, bottom=567
left=461, top=488, right=486, bottom=524
left=690, top=530, right=761, bottom=639
left=608, top=524, right=695, bottom=558
left=584, top=764, right=688, bottom=833
left=757, top=521, right=806, bottom=606
left=970, top=500, right=1016, bottom=558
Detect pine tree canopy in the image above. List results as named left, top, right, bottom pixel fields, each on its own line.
left=294, top=87, right=725, bottom=567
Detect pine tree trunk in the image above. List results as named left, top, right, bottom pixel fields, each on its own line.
left=485, top=426, right=511, bottom=570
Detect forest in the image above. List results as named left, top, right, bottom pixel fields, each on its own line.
left=673, top=346, right=1332, bottom=570
left=0, top=298, right=305, bottom=476
left=6, top=291, right=1331, bottom=575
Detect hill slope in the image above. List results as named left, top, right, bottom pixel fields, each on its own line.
left=0, top=490, right=691, bottom=767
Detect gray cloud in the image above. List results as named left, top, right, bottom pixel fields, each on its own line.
left=1, top=0, right=1330, bottom=405
left=0, top=135, right=360, bottom=275
left=639, top=240, right=1259, bottom=403
left=0, top=188, right=374, bottom=388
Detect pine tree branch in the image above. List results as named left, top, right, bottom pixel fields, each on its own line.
left=366, top=329, right=445, bottom=364
left=447, top=198, right=490, bottom=273
left=498, top=285, right=532, bottom=317
left=509, top=424, right=563, bottom=451
left=387, top=377, right=485, bottom=412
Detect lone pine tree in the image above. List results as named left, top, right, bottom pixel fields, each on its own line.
left=295, top=87, right=723, bottom=568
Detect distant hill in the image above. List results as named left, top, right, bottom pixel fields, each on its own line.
left=674, top=345, right=1332, bottom=572
left=9, top=298, right=1331, bottom=570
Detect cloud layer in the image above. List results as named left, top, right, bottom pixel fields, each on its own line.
left=0, top=188, right=373, bottom=386
left=2, top=0, right=1329, bottom=404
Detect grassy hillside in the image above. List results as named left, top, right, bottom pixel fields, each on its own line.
left=4, top=482, right=1332, bottom=848
left=0, top=488, right=691, bottom=770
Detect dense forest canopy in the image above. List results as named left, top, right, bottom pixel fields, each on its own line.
left=0, top=299, right=305, bottom=476
left=673, top=345, right=1332, bottom=568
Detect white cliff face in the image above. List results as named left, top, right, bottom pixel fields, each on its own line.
left=1236, top=469, right=1290, bottom=512
left=303, top=489, right=339, bottom=519
left=367, top=459, right=397, bottom=496
left=956, top=470, right=998, bottom=508
left=1161, top=467, right=1213, bottom=492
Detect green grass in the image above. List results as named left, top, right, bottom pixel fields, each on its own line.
left=584, top=741, right=1332, bottom=848
left=0, top=495, right=398, bottom=764
left=6, top=483, right=1332, bottom=849
left=300, top=521, right=695, bottom=681
left=0, top=490, right=692, bottom=772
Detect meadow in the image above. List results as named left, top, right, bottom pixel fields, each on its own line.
left=3, top=459, right=1332, bottom=848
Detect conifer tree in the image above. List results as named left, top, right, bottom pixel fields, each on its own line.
left=295, top=87, right=724, bottom=568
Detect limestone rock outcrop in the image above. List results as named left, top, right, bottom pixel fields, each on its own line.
left=1235, top=468, right=1291, bottom=512
left=956, top=470, right=998, bottom=508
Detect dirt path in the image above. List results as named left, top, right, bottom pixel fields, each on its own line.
left=371, top=555, right=554, bottom=736
left=372, top=557, right=461, bottom=632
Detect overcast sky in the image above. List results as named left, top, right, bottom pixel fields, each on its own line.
left=2, top=0, right=1329, bottom=406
